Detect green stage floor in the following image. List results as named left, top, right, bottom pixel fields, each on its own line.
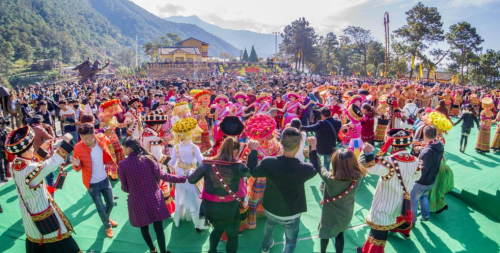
left=1, top=121, right=500, bottom=253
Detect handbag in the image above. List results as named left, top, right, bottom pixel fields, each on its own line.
left=12, top=176, right=61, bottom=236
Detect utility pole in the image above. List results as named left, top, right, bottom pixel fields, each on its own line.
left=272, top=32, right=279, bottom=57
left=135, top=34, right=138, bottom=76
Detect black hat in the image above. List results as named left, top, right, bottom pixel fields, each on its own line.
left=144, top=108, right=168, bottom=125
left=128, top=96, right=140, bottom=105
left=38, top=100, right=47, bottom=106
left=219, top=116, right=244, bottom=136
left=378, top=128, right=414, bottom=156
left=359, top=89, right=369, bottom=96
left=6, top=126, right=35, bottom=154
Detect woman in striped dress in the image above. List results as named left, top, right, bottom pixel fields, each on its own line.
left=476, top=98, right=494, bottom=154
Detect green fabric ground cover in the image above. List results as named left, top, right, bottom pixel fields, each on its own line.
left=1, top=124, right=500, bottom=252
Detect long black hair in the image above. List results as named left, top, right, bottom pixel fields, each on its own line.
left=123, top=137, right=157, bottom=163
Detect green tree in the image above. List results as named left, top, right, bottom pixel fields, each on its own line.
left=249, top=46, right=258, bottom=62
left=0, top=40, right=15, bottom=87
left=19, top=44, right=34, bottom=66
left=242, top=48, right=249, bottom=62
left=394, top=2, right=444, bottom=79
left=445, top=21, right=483, bottom=84
left=142, top=42, right=157, bottom=62
left=343, top=26, right=372, bottom=76
left=47, top=48, right=61, bottom=65
left=280, top=17, right=318, bottom=72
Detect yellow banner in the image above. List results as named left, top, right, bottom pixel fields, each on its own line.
left=411, top=54, right=415, bottom=69
left=419, top=62, right=423, bottom=78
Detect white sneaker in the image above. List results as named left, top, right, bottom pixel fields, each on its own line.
left=262, top=240, right=275, bottom=253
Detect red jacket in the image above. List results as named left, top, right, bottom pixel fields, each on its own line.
left=73, top=133, right=117, bottom=189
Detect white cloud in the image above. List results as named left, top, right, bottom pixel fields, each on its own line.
left=156, top=4, right=185, bottom=17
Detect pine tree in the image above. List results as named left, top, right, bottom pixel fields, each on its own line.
left=242, top=48, right=249, bottom=62
left=249, top=46, right=258, bottom=62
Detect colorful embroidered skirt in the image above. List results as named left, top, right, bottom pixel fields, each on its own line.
left=374, top=119, right=388, bottom=142
left=476, top=126, right=491, bottom=152
left=429, top=160, right=454, bottom=212
left=491, top=129, right=500, bottom=151
left=282, top=113, right=298, bottom=130
left=247, top=176, right=266, bottom=229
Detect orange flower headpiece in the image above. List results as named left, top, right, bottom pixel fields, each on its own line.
left=100, top=99, right=123, bottom=117
left=194, top=90, right=211, bottom=101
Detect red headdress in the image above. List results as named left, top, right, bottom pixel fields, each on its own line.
left=244, top=114, right=277, bottom=140
left=194, top=90, right=211, bottom=102
left=100, top=99, right=123, bottom=117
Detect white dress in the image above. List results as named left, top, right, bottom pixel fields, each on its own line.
left=168, top=142, right=206, bottom=229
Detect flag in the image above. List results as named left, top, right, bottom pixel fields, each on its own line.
left=380, top=70, right=384, bottom=77
left=419, top=62, right=423, bottom=78
left=411, top=54, right=415, bottom=69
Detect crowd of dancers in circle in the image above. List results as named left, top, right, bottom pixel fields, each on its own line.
left=2, top=74, right=500, bottom=253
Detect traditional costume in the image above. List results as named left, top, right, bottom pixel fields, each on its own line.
left=141, top=109, right=175, bottom=214
left=240, top=114, right=282, bottom=229
left=491, top=112, right=500, bottom=152
left=374, top=95, right=389, bottom=143
left=450, top=90, right=462, bottom=117
left=168, top=117, right=207, bottom=230
left=211, top=95, right=231, bottom=141
left=253, top=92, right=272, bottom=114
left=123, top=96, right=143, bottom=139
left=191, top=90, right=212, bottom=153
left=7, top=126, right=80, bottom=252
left=345, top=96, right=364, bottom=158
left=476, top=97, right=494, bottom=153
left=470, top=94, right=480, bottom=114
left=282, top=92, right=301, bottom=129
left=358, top=129, right=422, bottom=253
left=99, top=99, right=126, bottom=180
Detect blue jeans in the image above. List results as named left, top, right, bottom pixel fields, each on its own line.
left=262, top=211, right=301, bottom=253
left=319, top=154, right=332, bottom=171
left=88, top=178, right=114, bottom=228
left=410, top=182, right=435, bottom=222
left=45, top=172, right=55, bottom=187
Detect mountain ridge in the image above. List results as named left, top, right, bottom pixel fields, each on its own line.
left=88, top=0, right=240, bottom=57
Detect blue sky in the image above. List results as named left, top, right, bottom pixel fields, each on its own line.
left=133, top=0, right=500, bottom=53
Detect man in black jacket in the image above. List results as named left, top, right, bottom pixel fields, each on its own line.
left=301, top=107, right=341, bottom=170
left=247, top=128, right=319, bottom=253
left=411, top=126, right=444, bottom=222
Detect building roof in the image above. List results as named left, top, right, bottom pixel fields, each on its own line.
left=176, top=37, right=209, bottom=46
left=158, top=47, right=200, bottom=55
left=404, top=71, right=453, bottom=81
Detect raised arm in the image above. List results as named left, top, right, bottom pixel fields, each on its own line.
left=28, top=141, right=73, bottom=187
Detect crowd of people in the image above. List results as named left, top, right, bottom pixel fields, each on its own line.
left=1, top=72, right=500, bottom=253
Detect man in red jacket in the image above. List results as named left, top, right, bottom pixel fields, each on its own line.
left=70, top=123, right=118, bottom=238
